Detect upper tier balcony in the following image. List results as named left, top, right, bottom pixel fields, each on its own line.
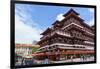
left=40, top=30, right=71, bottom=40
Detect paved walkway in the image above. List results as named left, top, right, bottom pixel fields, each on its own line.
left=33, top=57, right=94, bottom=64
left=51, top=57, right=94, bottom=63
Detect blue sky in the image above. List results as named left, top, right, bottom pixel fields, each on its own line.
left=15, top=4, right=94, bottom=44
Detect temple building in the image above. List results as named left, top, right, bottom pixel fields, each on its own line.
left=35, top=9, right=95, bottom=62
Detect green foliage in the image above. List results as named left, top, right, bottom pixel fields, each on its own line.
left=32, top=47, right=39, bottom=53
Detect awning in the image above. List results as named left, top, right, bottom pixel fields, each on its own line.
left=31, top=50, right=94, bottom=56
left=31, top=53, right=47, bottom=56
left=61, top=50, right=94, bottom=55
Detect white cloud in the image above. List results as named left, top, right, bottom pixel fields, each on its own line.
left=87, top=18, right=94, bottom=26
left=88, top=8, right=94, bottom=13
left=56, top=13, right=65, bottom=21
left=15, top=15, right=42, bottom=44
left=87, top=8, right=94, bottom=26
left=15, top=5, right=43, bottom=44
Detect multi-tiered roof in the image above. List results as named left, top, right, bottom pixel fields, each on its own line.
left=35, top=9, right=95, bottom=61
left=38, top=9, right=94, bottom=47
